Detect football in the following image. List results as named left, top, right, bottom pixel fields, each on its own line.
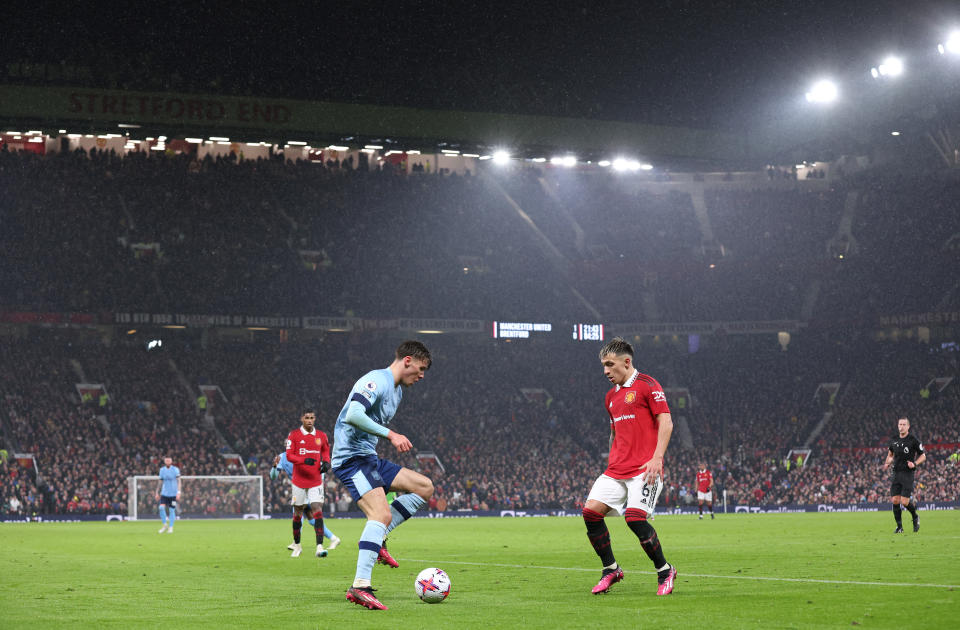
left=415, top=567, right=451, bottom=603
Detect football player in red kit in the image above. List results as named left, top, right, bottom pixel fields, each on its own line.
left=582, top=337, right=677, bottom=596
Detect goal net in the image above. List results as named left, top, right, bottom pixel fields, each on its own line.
left=127, top=475, right=264, bottom=520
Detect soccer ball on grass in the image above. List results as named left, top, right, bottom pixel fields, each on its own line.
left=415, top=567, right=451, bottom=603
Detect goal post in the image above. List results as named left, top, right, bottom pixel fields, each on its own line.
left=127, top=475, right=264, bottom=520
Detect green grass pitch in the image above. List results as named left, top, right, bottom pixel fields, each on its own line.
left=2, top=512, right=958, bottom=629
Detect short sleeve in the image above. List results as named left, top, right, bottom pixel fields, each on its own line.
left=643, top=379, right=671, bottom=415
left=349, top=371, right=384, bottom=411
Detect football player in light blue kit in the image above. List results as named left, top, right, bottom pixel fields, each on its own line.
left=156, top=456, right=180, bottom=534
left=270, top=452, right=340, bottom=550
left=336, top=340, right=435, bottom=611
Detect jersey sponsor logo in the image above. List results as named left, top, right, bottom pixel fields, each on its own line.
left=652, top=390, right=666, bottom=402
left=624, top=391, right=637, bottom=404
left=612, top=413, right=635, bottom=423
left=299, top=448, right=321, bottom=455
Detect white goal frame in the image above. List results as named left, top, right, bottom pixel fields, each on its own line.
left=128, top=475, right=264, bottom=520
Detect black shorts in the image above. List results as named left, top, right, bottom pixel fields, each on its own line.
left=890, top=471, right=915, bottom=498
left=159, top=495, right=177, bottom=508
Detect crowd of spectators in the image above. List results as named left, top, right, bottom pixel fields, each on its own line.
left=3, top=147, right=959, bottom=329
left=1, top=328, right=956, bottom=518
left=1, top=146, right=959, bottom=518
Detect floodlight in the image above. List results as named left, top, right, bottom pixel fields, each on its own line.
left=492, top=150, right=510, bottom=164
left=805, top=79, right=838, bottom=104
left=612, top=158, right=642, bottom=172
left=873, top=56, right=903, bottom=78
left=948, top=31, right=960, bottom=54
left=551, top=155, right=576, bottom=167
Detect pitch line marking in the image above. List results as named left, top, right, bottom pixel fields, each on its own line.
left=407, top=558, right=959, bottom=590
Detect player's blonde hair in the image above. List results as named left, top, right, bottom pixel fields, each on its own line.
left=599, top=337, right=633, bottom=359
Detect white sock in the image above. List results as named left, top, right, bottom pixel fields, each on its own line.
left=353, top=578, right=371, bottom=588
left=603, top=562, right=618, bottom=571
left=656, top=563, right=670, bottom=572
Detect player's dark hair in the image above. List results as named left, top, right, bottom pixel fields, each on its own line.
left=302, top=408, right=316, bottom=416
left=396, top=340, right=431, bottom=368
left=599, top=337, right=633, bottom=359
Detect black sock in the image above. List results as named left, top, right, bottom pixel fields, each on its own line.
left=293, top=514, right=302, bottom=544
left=314, top=517, right=324, bottom=545
left=582, top=508, right=616, bottom=568
left=905, top=502, right=917, bottom=519
left=893, top=505, right=902, bottom=527
left=698, top=504, right=703, bottom=515
left=625, top=509, right=667, bottom=569
left=709, top=503, right=714, bottom=513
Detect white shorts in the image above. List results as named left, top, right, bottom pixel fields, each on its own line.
left=587, top=472, right=663, bottom=516
left=291, top=484, right=324, bottom=506
left=697, top=491, right=713, bottom=502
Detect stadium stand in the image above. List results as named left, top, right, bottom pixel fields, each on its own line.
left=1, top=147, right=958, bottom=517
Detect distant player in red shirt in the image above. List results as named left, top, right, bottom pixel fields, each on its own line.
left=695, top=463, right=715, bottom=520
left=284, top=409, right=331, bottom=559
left=583, top=337, right=677, bottom=597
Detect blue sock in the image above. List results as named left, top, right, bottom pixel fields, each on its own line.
left=323, top=524, right=336, bottom=540
left=385, top=493, right=427, bottom=535
left=168, top=507, right=176, bottom=528
left=354, top=520, right=387, bottom=583
left=158, top=505, right=168, bottom=526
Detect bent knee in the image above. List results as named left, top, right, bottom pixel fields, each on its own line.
left=418, top=478, right=435, bottom=500
left=373, top=508, right=392, bottom=526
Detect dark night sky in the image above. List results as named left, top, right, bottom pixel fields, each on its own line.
left=4, top=1, right=959, bottom=130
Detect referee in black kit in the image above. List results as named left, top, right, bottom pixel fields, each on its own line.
left=882, top=417, right=926, bottom=533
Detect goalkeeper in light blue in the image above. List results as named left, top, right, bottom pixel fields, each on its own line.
left=335, top=340, right=435, bottom=611
left=156, top=456, right=180, bottom=534
left=270, top=452, right=340, bottom=550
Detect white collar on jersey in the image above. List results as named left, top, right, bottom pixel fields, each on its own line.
left=299, top=426, right=316, bottom=436
left=616, top=368, right=640, bottom=391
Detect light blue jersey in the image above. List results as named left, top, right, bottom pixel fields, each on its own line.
left=159, top=465, right=180, bottom=497
left=277, top=452, right=294, bottom=477
left=331, top=368, right=401, bottom=467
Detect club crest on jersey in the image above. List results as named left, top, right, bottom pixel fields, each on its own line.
left=365, top=381, right=377, bottom=391
left=625, top=391, right=637, bottom=404
left=315, top=438, right=322, bottom=445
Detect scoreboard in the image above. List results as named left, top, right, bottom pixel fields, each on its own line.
left=491, top=321, right=605, bottom=341
left=492, top=321, right=553, bottom=339
left=572, top=323, right=604, bottom=341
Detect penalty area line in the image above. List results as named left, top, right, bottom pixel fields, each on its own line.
left=406, top=558, right=959, bottom=590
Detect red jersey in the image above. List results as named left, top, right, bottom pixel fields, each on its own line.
left=696, top=470, right=713, bottom=493
left=284, top=426, right=330, bottom=489
left=604, top=370, right=671, bottom=479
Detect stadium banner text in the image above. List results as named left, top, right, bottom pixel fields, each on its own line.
left=608, top=319, right=804, bottom=337
left=112, top=312, right=301, bottom=328
left=878, top=310, right=960, bottom=328
left=0, top=85, right=745, bottom=161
